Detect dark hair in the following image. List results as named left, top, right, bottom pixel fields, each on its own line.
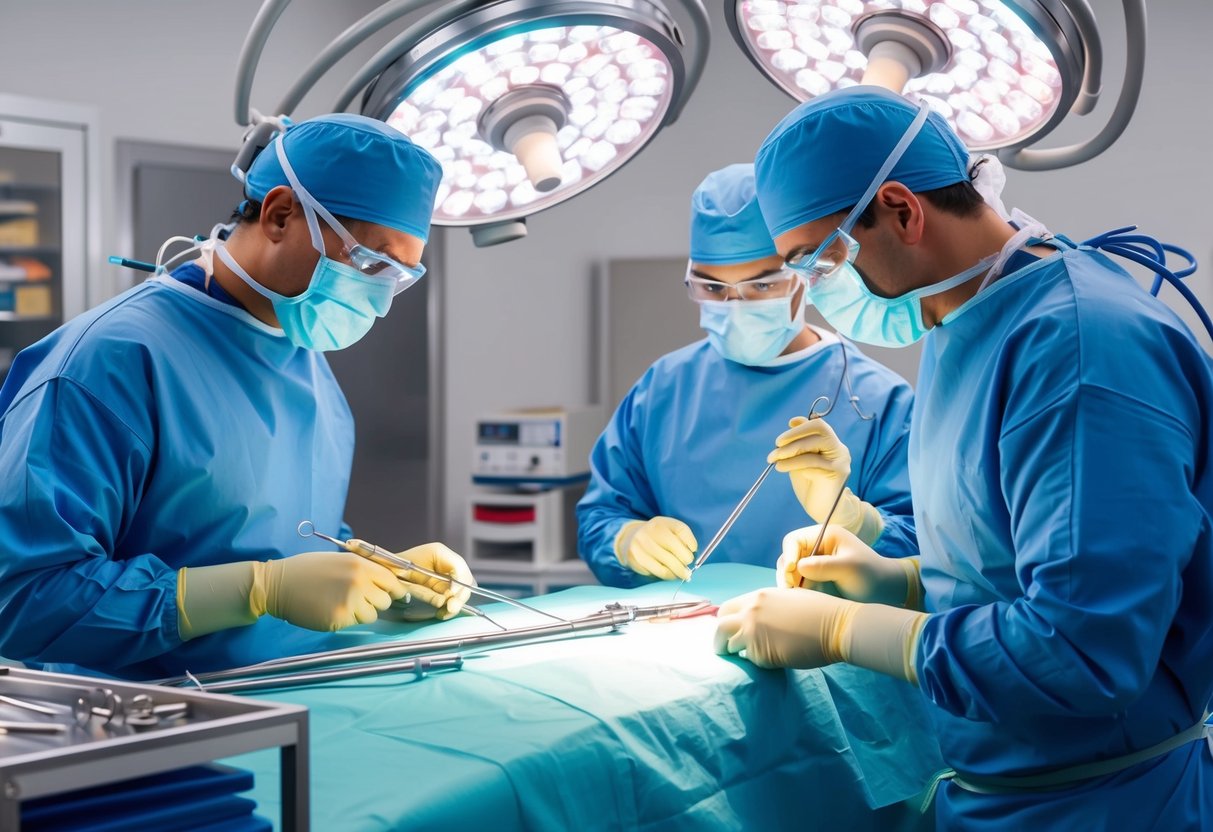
left=227, top=197, right=360, bottom=231
left=846, top=157, right=989, bottom=229
left=229, top=198, right=261, bottom=225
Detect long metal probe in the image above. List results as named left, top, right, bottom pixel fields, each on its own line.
left=193, top=655, right=465, bottom=695
left=297, top=523, right=568, bottom=623
left=159, top=601, right=704, bottom=689
left=670, top=462, right=776, bottom=602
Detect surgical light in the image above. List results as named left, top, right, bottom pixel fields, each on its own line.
left=725, top=1, right=1147, bottom=171
left=233, top=0, right=710, bottom=246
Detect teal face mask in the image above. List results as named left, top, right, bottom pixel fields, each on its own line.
left=808, top=256, right=996, bottom=349
left=216, top=244, right=396, bottom=352
left=699, top=292, right=804, bottom=366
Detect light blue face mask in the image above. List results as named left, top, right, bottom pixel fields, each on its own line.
left=787, top=102, right=1028, bottom=349
left=215, top=135, right=424, bottom=352
left=216, top=244, right=396, bottom=352
left=699, top=292, right=804, bottom=366
left=809, top=256, right=996, bottom=349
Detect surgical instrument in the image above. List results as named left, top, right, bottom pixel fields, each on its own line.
left=0, top=693, right=64, bottom=717
left=189, top=655, right=465, bottom=696
left=159, top=600, right=707, bottom=689
left=0, top=721, right=67, bottom=735
left=672, top=339, right=871, bottom=600
left=297, top=521, right=569, bottom=623
left=461, top=604, right=506, bottom=631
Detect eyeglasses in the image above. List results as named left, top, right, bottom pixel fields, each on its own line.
left=784, top=228, right=860, bottom=287
left=341, top=243, right=426, bottom=295
left=685, top=267, right=801, bottom=302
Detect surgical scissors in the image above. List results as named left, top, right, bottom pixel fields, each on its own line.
left=297, top=522, right=568, bottom=623
left=672, top=338, right=871, bottom=598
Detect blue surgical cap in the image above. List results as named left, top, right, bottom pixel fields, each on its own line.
left=755, top=86, right=970, bottom=239
left=689, top=163, right=778, bottom=265
left=246, top=113, right=443, bottom=243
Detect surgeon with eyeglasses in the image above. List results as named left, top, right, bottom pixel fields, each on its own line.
left=577, top=163, right=917, bottom=587
left=0, top=114, right=474, bottom=679
left=715, top=86, right=1213, bottom=831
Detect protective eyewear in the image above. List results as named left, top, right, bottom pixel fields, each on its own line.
left=684, top=266, right=801, bottom=302
left=784, top=229, right=860, bottom=287
left=341, top=243, right=426, bottom=295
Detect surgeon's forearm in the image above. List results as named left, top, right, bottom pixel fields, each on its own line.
left=176, top=562, right=265, bottom=640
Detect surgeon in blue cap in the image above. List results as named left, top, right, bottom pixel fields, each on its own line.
left=0, top=114, right=474, bottom=678
left=577, top=163, right=917, bottom=587
left=714, top=86, right=1213, bottom=831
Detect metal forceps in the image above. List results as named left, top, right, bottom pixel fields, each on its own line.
left=297, top=522, right=569, bottom=624
left=672, top=338, right=874, bottom=599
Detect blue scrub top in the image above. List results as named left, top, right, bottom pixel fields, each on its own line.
left=578, top=333, right=917, bottom=587
left=910, top=242, right=1213, bottom=828
left=0, top=263, right=356, bottom=679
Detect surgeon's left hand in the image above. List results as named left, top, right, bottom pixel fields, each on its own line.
left=714, top=587, right=928, bottom=682
left=767, top=417, right=885, bottom=545
left=389, top=542, right=475, bottom=621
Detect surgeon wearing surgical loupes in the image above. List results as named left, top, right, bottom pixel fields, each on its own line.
left=0, top=114, right=473, bottom=679
left=714, top=86, right=1213, bottom=831
left=578, top=163, right=917, bottom=588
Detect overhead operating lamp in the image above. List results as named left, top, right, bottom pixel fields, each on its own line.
left=725, top=0, right=1147, bottom=170
left=233, top=0, right=710, bottom=246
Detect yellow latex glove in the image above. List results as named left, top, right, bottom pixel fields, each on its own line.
left=713, top=587, right=927, bottom=682
left=379, top=542, right=475, bottom=622
left=767, top=417, right=885, bottom=545
left=777, top=525, right=923, bottom=610
left=614, top=516, right=697, bottom=581
left=177, top=552, right=407, bottom=640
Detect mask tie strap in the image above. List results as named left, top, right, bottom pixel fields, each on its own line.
left=839, top=101, right=931, bottom=235
left=273, top=138, right=360, bottom=255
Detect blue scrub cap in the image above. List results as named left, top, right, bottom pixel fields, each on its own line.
left=689, top=163, right=778, bottom=265
left=246, top=113, right=443, bottom=243
left=755, top=86, right=970, bottom=239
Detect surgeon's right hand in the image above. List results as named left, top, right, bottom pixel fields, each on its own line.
left=259, top=551, right=409, bottom=632
left=614, top=516, right=697, bottom=581
left=777, top=526, right=922, bottom=610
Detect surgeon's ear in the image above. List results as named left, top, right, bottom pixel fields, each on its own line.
left=258, top=185, right=296, bottom=243
left=875, top=182, right=924, bottom=246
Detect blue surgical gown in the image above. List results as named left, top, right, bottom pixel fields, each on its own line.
left=0, top=264, right=357, bottom=679
left=910, top=243, right=1213, bottom=829
left=578, top=334, right=916, bottom=587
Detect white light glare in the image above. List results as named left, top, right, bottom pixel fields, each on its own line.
left=388, top=24, right=675, bottom=223
left=736, top=0, right=1066, bottom=149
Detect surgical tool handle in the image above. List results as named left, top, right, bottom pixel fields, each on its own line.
left=344, top=539, right=569, bottom=623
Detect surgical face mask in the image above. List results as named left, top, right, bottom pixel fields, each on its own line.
left=213, top=137, right=426, bottom=352
left=699, top=289, right=805, bottom=366
left=808, top=256, right=996, bottom=349
left=216, top=244, right=396, bottom=351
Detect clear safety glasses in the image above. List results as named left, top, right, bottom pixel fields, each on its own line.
left=684, top=265, right=802, bottom=302
left=340, top=241, right=426, bottom=295
left=784, top=228, right=860, bottom=288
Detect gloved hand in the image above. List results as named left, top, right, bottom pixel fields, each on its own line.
left=714, top=587, right=927, bottom=682
left=259, top=551, right=408, bottom=631
left=777, top=526, right=922, bottom=610
left=383, top=542, right=475, bottom=621
left=767, top=417, right=885, bottom=545
left=614, top=516, right=697, bottom=581
left=177, top=551, right=408, bottom=640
